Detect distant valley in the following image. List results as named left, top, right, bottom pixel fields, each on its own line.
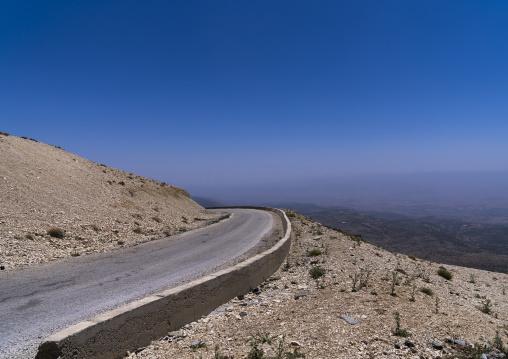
left=272, top=203, right=508, bottom=274
left=193, top=196, right=508, bottom=274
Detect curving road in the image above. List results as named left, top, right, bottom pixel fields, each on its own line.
left=0, top=208, right=275, bottom=359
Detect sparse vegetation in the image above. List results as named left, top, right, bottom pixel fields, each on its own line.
left=309, top=266, right=326, bottom=279
left=390, top=271, right=399, bottom=296
left=393, top=311, right=411, bottom=337
left=494, top=330, right=505, bottom=353
left=481, top=298, right=492, bottom=315
left=419, top=287, right=434, bottom=296
left=307, top=249, right=322, bottom=257
left=47, top=227, right=64, bottom=238
left=190, top=340, right=206, bottom=350
left=395, top=267, right=407, bottom=275
left=437, top=268, right=453, bottom=280
left=245, top=333, right=305, bottom=359
left=351, top=269, right=371, bottom=292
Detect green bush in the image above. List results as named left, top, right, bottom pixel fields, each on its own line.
left=308, top=249, right=322, bottom=257
left=309, top=266, right=326, bottom=279
left=419, top=287, right=434, bottom=296
left=437, top=268, right=453, bottom=280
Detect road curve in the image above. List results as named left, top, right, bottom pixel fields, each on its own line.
left=0, top=208, right=275, bottom=358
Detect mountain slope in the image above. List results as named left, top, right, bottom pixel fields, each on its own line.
left=126, top=210, right=508, bottom=359
left=0, top=133, right=221, bottom=269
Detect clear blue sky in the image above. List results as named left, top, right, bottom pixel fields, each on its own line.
left=2, top=1, right=507, bottom=195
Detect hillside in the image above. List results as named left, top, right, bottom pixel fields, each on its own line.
left=0, top=133, right=222, bottom=269
left=127, top=211, right=508, bottom=359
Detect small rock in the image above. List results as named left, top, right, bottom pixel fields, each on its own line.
left=394, top=344, right=401, bottom=349
left=404, top=340, right=415, bottom=348
left=290, top=341, right=301, bottom=347
left=0, top=266, right=4, bottom=270
left=431, top=342, right=443, bottom=350
left=240, top=311, right=248, bottom=317
left=252, top=287, right=260, bottom=294
left=486, top=352, right=507, bottom=359
left=339, top=315, right=359, bottom=325
left=237, top=295, right=245, bottom=300
left=168, top=331, right=184, bottom=338
left=294, top=290, right=317, bottom=300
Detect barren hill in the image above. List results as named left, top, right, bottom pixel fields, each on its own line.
left=0, top=133, right=221, bottom=269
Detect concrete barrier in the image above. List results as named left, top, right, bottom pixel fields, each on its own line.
left=36, top=207, right=291, bottom=359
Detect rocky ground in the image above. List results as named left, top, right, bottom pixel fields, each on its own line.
left=126, top=211, right=508, bottom=359
left=0, top=133, right=223, bottom=269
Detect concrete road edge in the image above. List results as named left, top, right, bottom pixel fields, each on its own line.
left=35, top=207, right=291, bottom=359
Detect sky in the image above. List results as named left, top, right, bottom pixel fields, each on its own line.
left=1, top=1, right=508, bottom=201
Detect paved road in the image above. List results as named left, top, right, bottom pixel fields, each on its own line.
left=0, top=208, right=275, bottom=358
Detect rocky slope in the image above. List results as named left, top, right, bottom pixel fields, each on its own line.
left=0, top=133, right=222, bottom=269
left=127, top=211, right=508, bottom=359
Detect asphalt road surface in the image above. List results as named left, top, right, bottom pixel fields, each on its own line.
left=0, top=208, right=275, bottom=359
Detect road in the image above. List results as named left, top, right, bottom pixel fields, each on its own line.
left=0, top=208, right=275, bottom=359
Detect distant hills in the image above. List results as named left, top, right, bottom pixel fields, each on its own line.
left=192, top=196, right=230, bottom=208
left=266, top=202, right=508, bottom=274
left=196, top=196, right=508, bottom=274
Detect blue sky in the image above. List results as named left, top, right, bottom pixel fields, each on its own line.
left=1, top=1, right=507, bottom=196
